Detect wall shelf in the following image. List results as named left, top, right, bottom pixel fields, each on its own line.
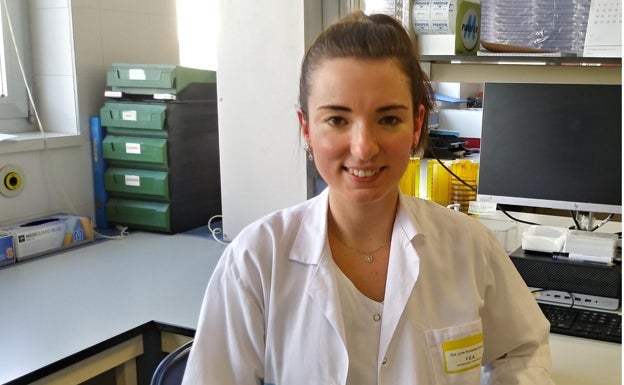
left=421, top=56, right=622, bottom=84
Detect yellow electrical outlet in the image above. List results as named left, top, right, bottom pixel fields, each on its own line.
left=4, top=171, right=21, bottom=190
left=0, top=165, right=25, bottom=197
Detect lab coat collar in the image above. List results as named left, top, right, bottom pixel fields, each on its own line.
left=289, top=189, right=423, bottom=265
left=379, top=192, right=422, bottom=357
left=289, top=188, right=331, bottom=265
left=295, top=189, right=349, bottom=362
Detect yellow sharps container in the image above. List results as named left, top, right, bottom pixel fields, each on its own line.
left=399, top=157, right=420, bottom=197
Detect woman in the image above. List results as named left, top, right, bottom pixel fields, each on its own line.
left=182, top=11, right=554, bottom=385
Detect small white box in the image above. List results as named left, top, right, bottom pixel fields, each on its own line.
left=564, top=231, right=618, bottom=261
left=522, top=225, right=568, bottom=254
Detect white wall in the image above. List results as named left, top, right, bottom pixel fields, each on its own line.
left=0, top=0, right=179, bottom=226
left=217, top=1, right=310, bottom=240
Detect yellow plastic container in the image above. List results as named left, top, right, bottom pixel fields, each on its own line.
left=427, top=159, right=452, bottom=206
left=399, top=157, right=421, bottom=197
left=426, top=159, right=479, bottom=213
left=448, top=159, right=478, bottom=213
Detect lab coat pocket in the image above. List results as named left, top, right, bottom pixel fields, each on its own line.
left=425, top=320, right=483, bottom=385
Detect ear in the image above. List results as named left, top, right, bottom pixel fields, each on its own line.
left=297, top=109, right=310, bottom=143
left=413, top=104, right=425, bottom=147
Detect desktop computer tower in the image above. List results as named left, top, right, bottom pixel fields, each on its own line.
left=509, top=247, right=621, bottom=309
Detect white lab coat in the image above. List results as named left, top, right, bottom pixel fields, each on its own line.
left=182, top=189, right=554, bottom=385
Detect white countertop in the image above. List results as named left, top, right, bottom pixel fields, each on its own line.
left=0, top=230, right=620, bottom=384
left=0, top=231, right=226, bottom=384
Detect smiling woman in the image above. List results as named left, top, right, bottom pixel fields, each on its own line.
left=181, top=11, right=556, bottom=385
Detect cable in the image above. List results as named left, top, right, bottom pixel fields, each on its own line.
left=498, top=206, right=540, bottom=225
left=208, top=215, right=230, bottom=245
left=531, top=288, right=577, bottom=309
left=93, top=226, right=129, bottom=240
left=591, top=213, right=614, bottom=231
left=426, top=141, right=542, bottom=226
left=432, top=156, right=476, bottom=192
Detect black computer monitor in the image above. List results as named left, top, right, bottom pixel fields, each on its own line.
left=477, top=82, right=622, bottom=223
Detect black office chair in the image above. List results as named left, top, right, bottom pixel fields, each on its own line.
left=150, top=340, right=193, bottom=385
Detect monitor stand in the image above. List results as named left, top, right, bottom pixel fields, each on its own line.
left=574, top=211, right=595, bottom=231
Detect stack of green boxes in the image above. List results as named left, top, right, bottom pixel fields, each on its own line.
left=100, top=63, right=221, bottom=233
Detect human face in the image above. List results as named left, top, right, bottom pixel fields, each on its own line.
left=299, top=57, right=424, bottom=206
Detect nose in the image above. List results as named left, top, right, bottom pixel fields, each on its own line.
left=350, top=123, right=379, bottom=161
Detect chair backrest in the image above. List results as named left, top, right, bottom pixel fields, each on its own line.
left=150, top=340, right=193, bottom=385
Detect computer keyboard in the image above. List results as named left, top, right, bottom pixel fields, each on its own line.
left=538, top=302, right=621, bottom=344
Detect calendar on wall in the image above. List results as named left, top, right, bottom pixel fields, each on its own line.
left=583, top=0, right=622, bottom=57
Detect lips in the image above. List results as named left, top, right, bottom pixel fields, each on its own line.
left=347, top=168, right=380, bottom=177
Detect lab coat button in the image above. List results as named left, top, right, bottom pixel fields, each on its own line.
left=373, top=313, right=381, bottom=322
left=382, top=357, right=388, bottom=365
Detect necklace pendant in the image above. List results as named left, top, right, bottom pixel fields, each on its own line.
left=364, top=254, right=374, bottom=263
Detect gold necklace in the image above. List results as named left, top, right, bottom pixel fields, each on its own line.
left=330, top=232, right=389, bottom=263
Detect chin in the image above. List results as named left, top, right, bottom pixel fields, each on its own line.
left=339, top=185, right=399, bottom=205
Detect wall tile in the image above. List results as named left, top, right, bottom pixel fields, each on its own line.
left=100, top=10, right=151, bottom=64
left=147, top=14, right=180, bottom=64
left=70, top=0, right=102, bottom=9
left=71, top=7, right=105, bottom=78
left=100, top=0, right=149, bottom=13
left=149, top=0, right=177, bottom=16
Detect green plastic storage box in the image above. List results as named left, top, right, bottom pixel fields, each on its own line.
left=100, top=102, right=166, bottom=131
left=106, top=199, right=171, bottom=232
left=107, top=63, right=216, bottom=95
left=102, top=136, right=168, bottom=168
left=104, top=168, right=169, bottom=200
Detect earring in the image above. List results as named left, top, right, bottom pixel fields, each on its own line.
left=410, top=145, right=421, bottom=158
left=304, top=143, right=314, bottom=161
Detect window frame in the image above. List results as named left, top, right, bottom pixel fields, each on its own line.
left=0, top=0, right=34, bottom=134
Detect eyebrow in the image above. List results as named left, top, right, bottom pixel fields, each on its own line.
left=317, top=104, right=409, bottom=113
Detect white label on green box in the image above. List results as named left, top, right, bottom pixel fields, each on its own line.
left=124, top=175, right=141, bottom=187
left=125, top=143, right=141, bottom=154
left=129, top=68, right=146, bottom=80
left=122, top=110, right=137, bottom=121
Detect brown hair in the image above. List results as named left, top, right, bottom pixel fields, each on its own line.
left=298, top=11, right=434, bottom=152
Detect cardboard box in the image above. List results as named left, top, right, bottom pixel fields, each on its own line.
left=0, top=232, right=15, bottom=267
left=0, top=214, right=94, bottom=261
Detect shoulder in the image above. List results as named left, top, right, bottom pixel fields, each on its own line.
left=235, top=196, right=319, bottom=246
left=403, top=195, right=486, bottom=229
left=224, top=193, right=326, bottom=266
left=399, top=194, right=497, bottom=246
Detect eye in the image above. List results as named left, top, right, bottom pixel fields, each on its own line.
left=325, top=116, right=349, bottom=127
left=379, top=116, right=401, bottom=126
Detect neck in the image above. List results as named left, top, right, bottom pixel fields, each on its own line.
left=327, top=190, right=399, bottom=247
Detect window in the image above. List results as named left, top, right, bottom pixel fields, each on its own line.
left=0, top=0, right=34, bottom=134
